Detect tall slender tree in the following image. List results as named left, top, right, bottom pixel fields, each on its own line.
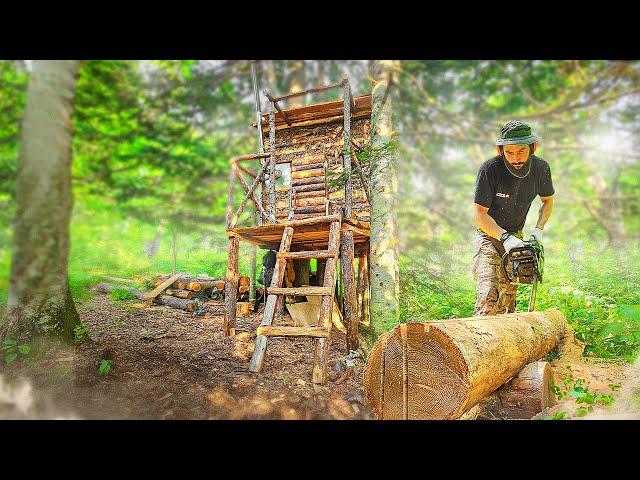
left=2, top=60, right=81, bottom=342
left=368, top=60, right=400, bottom=340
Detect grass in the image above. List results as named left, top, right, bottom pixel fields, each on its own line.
left=400, top=239, right=640, bottom=364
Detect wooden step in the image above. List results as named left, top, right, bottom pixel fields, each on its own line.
left=267, top=286, right=332, bottom=296
left=278, top=250, right=338, bottom=260
left=256, top=326, right=329, bottom=338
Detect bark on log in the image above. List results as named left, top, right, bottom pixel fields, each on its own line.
left=293, top=205, right=326, bottom=214
left=292, top=162, right=325, bottom=172
left=224, top=236, right=240, bottom=336
left=362, top=311, right=567, bottom=420
left=342, top=231, right=358, bottom=350
left=294, top=196, right=326, bottom=207
left=475, top=361, right=555, bottom=419
left=292, top=183, right=326, bottom=193
left=292, top=168, right=325, bottom=180
left=165, top=289, right=194, bottom=299
left=292, top=176, right=325, bottom=187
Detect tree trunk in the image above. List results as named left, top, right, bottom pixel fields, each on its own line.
left=287, top=59, right=306, bottom=108
left=362, top=311, right=567, bottom=420
left=2, top=60, right=81, bottom=344
left=368, top=60, right=400, bottom=341
left=476, top=361, right=556, bottom=419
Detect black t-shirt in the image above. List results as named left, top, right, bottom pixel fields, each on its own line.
left=474, top=155, right=555, bottom=233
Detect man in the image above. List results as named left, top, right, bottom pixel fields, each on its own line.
left=473, top=120, right=554, bottom=315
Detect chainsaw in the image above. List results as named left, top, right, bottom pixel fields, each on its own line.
left=501, top=239, right=544, bottom=312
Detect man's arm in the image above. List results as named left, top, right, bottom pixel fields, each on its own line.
left=474, top=203, right=506, bottom=240
left=535, top=195, right=554, bottom=229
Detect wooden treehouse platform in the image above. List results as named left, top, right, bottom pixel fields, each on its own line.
left=223, top=78, right=372, bottom=384
left=227, top=215, right=370, bottom=251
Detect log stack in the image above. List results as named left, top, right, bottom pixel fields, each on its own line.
left=362, top=311, right=567, bottom=420
left=93, top=272, right=250, bottom=314
left=154, top=273, right=239, bottom=300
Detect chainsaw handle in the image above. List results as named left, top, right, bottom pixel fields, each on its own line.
left=501, top=251, right=512, bottom=282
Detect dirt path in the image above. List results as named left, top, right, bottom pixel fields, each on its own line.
left=1, top=294, right=373, bottom=419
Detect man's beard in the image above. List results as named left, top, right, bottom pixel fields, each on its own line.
left=503, top=155, right=532, bottom=178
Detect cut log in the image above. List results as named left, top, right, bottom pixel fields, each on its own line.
left=292, top=176, right=325, bottom=187
left=291, top=155, right=325, bottom=166
left=236, top=302, right=250, bottom=317
left=291, top=162, right=325, bottom=172
left=185, top=280, right=224, bottom=292
left=294, top=196, right=326, bottom=207
left=239, top=285, right=249, bottom=294
left=293, top=205, right=326, bottom=215
left=93, top=283, right=195, bottom=312
left=238, top=276, right=250, bottom=288
left=165, top=289, right=193, bottom=299
left=362, top=311, right=567, bottom=420
left=292, top=183, right=325, bottom=193
left=476, top=361, right=555, bottom=419
left=158, top=295, right=196, bottom=312
left=292, top=168, right=325, bottom=180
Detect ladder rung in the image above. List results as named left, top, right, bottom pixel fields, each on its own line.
left=268, top=286, right=332, bottom=296
left=256, top=326, right=329, bottom=338
left=278, top=250, right=338, bottom=260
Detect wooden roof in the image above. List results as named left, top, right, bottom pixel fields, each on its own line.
left=253, top=95, right=372, bottom=132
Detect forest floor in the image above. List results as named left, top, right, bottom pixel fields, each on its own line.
left=1, top=293, right=639, bottom=420
left=0, top=293, right=373, bottom=420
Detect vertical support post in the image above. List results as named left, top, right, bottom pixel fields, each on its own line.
left=317, top=259, right=327, bottom=286
left=226, top=162, right=237, bottom=230
left=341, top=230, right=358, bottom=351
left=356, top=252, right=368, bottom=325
left=249, top=244, right=257, bottom=303
left=342, top=78, right=353, bottom=219
left=312, top=217, right=342, bottom=384
left=224, top=235, right=240, bottom=336
left=268, top=97, right=276, bottom=223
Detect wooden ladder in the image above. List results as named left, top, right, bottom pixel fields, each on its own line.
left=249, top=213, right=342, bottom=384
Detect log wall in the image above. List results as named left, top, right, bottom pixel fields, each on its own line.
left=262, top=118, right=371, bottom=222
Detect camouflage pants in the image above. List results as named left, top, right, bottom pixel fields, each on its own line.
left=472, top=231, right=519, bottom=316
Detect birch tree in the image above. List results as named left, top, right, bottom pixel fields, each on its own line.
left=2, top=60, right=81, bottom=343
left=368, top=60, right=400, bottom=339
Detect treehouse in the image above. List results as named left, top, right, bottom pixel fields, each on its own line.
left=224, top=78, right=372, bottom=384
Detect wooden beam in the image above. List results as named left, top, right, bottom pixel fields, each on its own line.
left=264, top=90, right=292, bottom=126
left=267, top=286, right=332, bottom=296
left=232, top=152, right=271, bottom=162
left=256, top=326, right=329, bottom=338
left=143, top=273, right=185, bottom=305
left=272, top=81, right=344, bottom=103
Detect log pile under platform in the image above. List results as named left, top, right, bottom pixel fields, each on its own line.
left=362, top=311, right=567, bottom=420
left=93, top=271, right=252, bottom=314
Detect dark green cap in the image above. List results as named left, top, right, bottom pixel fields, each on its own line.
left=496, top=120, right=540, bottom=146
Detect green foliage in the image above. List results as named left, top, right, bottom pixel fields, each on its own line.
left=1, top=338, right=30, bottom=363
left=98, top=359, right=112, bottom=376
left=109, top=288, right=138, bottom=302
left=73, top=323, right=89, bottom=343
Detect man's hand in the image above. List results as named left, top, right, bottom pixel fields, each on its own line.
left=502, top=234, right=526, bottom=253
left=529, top=227, right=543, bottom=243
